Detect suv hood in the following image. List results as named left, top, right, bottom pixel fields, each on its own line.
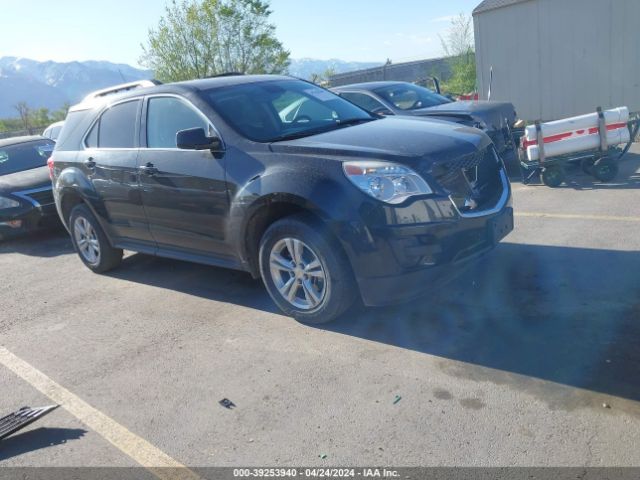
left=411, top=101, right=517, bottom=130
left=0, top=166, right=50, bottom=194
left=269, top=117, right=492, bottom=166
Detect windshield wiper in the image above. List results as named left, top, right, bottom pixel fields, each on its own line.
left=268, top=117, right=375, bottom=143
left=336, top=117, right=376, bottom=126
left=268, top=127, right=335, bottom=142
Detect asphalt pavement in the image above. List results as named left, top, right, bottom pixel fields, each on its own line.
left=1, top=146, right=639, bottom=468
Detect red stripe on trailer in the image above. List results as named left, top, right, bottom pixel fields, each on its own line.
left=586, top=122, right=627, bottom=135
left=522, top=122, right=628, bottom=149
left=522, top=132, right=573, bottom=149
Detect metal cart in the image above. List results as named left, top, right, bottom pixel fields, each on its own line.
left=516, top=109, right=640, bottom=187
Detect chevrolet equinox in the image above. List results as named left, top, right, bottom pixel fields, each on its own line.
left=50, top=75, right=513, bottom=324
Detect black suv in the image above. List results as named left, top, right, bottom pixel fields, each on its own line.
left=51, top=75, right=513, bottom=324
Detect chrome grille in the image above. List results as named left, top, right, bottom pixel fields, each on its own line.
left=432, top=148, right=486, bottom=188
left=430, top=146, right=504, bottom=213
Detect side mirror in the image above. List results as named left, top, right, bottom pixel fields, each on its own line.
left=176, top=128, right=223, bottom=152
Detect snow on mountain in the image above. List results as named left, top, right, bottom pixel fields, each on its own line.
left=0, top=57, right=152, bottom=117
left=0, top=56, right=380, bottom=118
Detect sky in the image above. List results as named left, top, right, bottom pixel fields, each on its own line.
left=1, top=0, right=479, bottom=67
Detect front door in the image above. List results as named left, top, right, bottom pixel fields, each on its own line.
left=138, top=95, right=230, bottom=258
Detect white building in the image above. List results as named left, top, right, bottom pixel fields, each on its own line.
left=473, top=0, right=640, bottom=121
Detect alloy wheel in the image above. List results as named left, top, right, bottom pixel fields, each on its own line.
left=269, top=237, right=327, bottom=310
left=73, top=216, right=101, bottom=266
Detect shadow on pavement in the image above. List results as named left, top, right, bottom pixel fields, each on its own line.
left=111, top=241, right=640, bottom=405
left=0, top=428, right=86, bottom=461
left=0, top=226, right=72, bottom=258
left=108, top=253, right=279, bottom=315
left=323, top=242, right=640, bottom=405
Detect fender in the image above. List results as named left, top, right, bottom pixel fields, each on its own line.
left=228, top=164, right=369, bottom=273
left=54, top=166, right=111, bottom=236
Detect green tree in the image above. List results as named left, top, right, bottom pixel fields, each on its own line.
left=31, top=107, right=51, bottom=127
left=51, top=102, right=71, bottom=122
left=309, top=67, right=336, bottom=86
left=140, top=0, right=290, bottom=82
left=14, top=102, right=31, bottom=131
left=439, top=13, right=476, bottom=95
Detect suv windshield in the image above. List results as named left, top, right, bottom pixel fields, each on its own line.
left=0, top=139, right=54, bottom=176
left=373, top=83, right=451, bottom=110
left=204, top=79, right=374, bottom=142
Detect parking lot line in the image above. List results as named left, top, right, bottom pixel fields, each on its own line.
left=515, top=212, right=640, bottom=222
left=0, top=346, right=201, bottom=480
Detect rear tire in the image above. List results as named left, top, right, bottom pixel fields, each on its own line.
left=592, top=159, right=618, bottom=182
left=69, top=204, right=122, bottom=273
left=541, top=166, right=565, bottom=187
left=581, top=158, right=595, bottom=175
left=259, top=214, right=356, bottom=324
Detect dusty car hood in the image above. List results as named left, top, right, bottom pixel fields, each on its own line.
left=269, top=117, right=492, bottom=166
left=0, top=166, right=51, bottom=194
left=411, top=101, right=517, bottom=130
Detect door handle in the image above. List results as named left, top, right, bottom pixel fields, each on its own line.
left=84, top=157, right=96, bottom=168
left=139, top=162, right=158, bottom=175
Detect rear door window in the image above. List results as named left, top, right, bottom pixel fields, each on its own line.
left=96, top=100, right=141, bottom=148
left=146, top=97, right=209, bottom=148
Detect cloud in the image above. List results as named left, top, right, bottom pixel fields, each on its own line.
left=431, top=14, right=457, bottom=23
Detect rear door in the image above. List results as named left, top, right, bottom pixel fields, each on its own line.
left=83, top=99, right=154, bottom=246
left=137, top=95, right=230, bottom=258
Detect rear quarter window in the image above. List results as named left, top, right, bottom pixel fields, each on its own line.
left=55, top=111, right=87, bottom=150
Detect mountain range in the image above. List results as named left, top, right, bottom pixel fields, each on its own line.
left=0, top=57, right=380, bottom=118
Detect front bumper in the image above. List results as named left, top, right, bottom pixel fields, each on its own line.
left=0, top=190, right=58, bottom=239
left=341, top=163, right=513, bottom=307
left=355, top=205, right=513, bottom=306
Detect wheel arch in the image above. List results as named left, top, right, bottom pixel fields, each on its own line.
left=240, top=194, right=331, bottom=278
left=55, top=167, right=103, bottom=231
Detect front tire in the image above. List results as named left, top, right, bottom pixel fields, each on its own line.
left=69, top=204, right=122, bottom=273
left=259, top=214, right=356, bottom=324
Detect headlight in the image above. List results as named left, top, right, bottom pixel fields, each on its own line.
left=343, top=161, right=432, bottom=204
left=0, top=196, right=20, bottom=209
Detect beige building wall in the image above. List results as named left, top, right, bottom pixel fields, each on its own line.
left=474, top=0, right=640, bottom=121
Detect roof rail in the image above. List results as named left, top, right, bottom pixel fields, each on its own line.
left=81, top=79, right=162, bottom=103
